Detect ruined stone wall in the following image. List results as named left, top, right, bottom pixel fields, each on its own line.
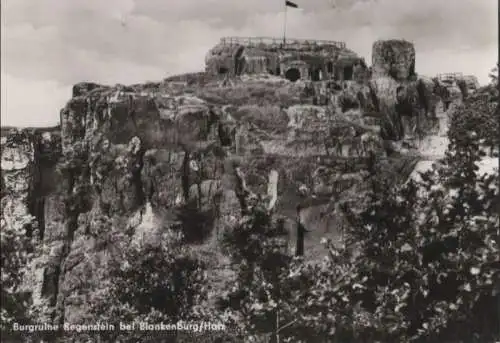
left=244, top=55, right=268, bottom=74
left=205, top=37, right=366, bottom=82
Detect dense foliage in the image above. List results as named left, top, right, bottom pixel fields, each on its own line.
left=85, top=230, right=208, bottom=343
left=448, top=83, right=499, bottom=156
left=217, top=75, right=500, bottom=342
left=218, top=206, right=297, bottom=342
left=2, top=69, right=499, bottom=343
left=0, top=214, right=35, bottom=339
left=335, top=132, right=499, bottom=342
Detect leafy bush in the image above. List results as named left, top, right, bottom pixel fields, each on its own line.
left=86, top=231, right=208, bottom=343
left=0, top=215, right=35, bottom=338
left=448, top=83, right=499, bottom=156
left=217, top=203, right=296, bottom=341
left=294, top=89, right=499, bottom=342
left=216, top=74, right=500, bottom=342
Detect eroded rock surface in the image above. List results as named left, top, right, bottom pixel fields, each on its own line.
left=1, top=38, right=470, bottom=326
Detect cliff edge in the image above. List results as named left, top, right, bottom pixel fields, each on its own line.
left=1, top=38, right=475, bottom=328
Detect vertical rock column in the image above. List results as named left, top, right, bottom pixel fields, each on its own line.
left=1, top=130, right=37, bottom=239
left=370, top=39, right=417, bottom=142
left=0, top=129, right=58, bottom=323
left=372, top=39, right=416, bottom=81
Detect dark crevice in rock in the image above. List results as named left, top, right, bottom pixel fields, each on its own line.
left=234, top=46, right=245, bottom=76
left=41, top=265, right=60, bottom=307
left=218, top=122, right=233, bottom=146
left=54, top=205, right=84, bottom=325
left=51, top=265, right=62, bottom=310
left=416, top=80, right=431, bottom=119
left=27, top=133, right=47, bottom=242
left=196, top=180, right=203, bottom=210
left=35, top=198, right=46, bottom=242
left=369, top=83, right=381, bottom=113
left=182, top=151, right=191, bottom=202
left=207, top=107, right=220, bottom=138
left=132, top=148, right=147, bottom=209
left=295, top=206, right=306, bottom=257
left=128, top=99, right=148, bottom=209
left=409, top=60, right=416, bottom=79
left=26, top=138, right=40, bottom=240
left=128, top=95, right=139, bottom=130
left=47, top=130, right=91, bottom=325
left=147, top=178, right=156, bottom=203
left=457, top=79, right=469, bottom=101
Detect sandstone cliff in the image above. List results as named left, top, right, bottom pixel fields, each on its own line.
left=1, top=39, right=472, bottom=330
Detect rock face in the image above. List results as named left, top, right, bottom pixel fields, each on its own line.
left=1, top=78, right=387, bottom=325
left=367, top=40, right=448, bottom=144
left=1, top=130, right=37, bottom=241
left=1, top=127, right=62, bottom=241
left=1, top=127, right=62, bottom=322
left=1, top=36, right=468, bottom=328
left=205, top=37, right=368, bottom=83
left=372, top=39, right=416, bottom=81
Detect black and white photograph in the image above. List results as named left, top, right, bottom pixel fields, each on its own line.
left=1, top=0, right=499, bottom=342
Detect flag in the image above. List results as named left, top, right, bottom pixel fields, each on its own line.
left=285, top=0, right=298, bottom=8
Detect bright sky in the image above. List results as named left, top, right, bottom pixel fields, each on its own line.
left=1, top=0, right=497, bottom=127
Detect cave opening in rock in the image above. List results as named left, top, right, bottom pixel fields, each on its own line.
left=327, top=61, right=334, bottom=74
left=343, top=66, right=353, bottom=81
left=285, top=68, right=301, bottom=82
left=311, top=68, right=322, bottom=81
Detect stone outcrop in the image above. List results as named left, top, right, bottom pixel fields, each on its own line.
left=367, top=40, right=448, bottom=144
left=205, top=37, right=368, bottom=83
left=372, top=39, right=416, bottom=81
left=1, top=130, right=38, bottom=240
left=1, top=127, right=63, bottom=323
left=1, top=127, right=61, bottom=242
left=1, top=77, right=394, bottom=324
left=1, top=36, right=472, bottom=329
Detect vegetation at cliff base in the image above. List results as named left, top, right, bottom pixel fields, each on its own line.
left=212, top=76, right=500, bottom=342
left=0, top=214, right=35, bottom=338
left=2, top=67, right=499, bottom=343
left=83, top=230, right=208, bottom=343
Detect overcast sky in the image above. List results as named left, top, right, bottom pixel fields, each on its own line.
left=1, top=0, right=497, bottom=127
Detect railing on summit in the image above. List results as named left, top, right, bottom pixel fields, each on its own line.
left=219, top=36, right=346, bottom=50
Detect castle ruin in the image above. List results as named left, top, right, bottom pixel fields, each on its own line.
left=205, top=36, right=369, bottom=83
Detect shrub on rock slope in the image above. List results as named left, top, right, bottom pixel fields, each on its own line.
left=216, top=78, right=500, bottom=342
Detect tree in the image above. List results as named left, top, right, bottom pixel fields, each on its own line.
left=85, top=229, right=208, bottom=343
left=309, top=106, right=500, bottom=342
left=218, top=205, right=291, bottom=340
left=448, top=81, right=499, bottom=157
left=0, top=214, right=35, bottom=339
left=269, top=78, right=499, bottom=342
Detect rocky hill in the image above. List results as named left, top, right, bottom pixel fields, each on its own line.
left=0, top=38, right=478, bottom=330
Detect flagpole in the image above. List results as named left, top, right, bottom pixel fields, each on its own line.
left=283, top=1, right=287, bottom=45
